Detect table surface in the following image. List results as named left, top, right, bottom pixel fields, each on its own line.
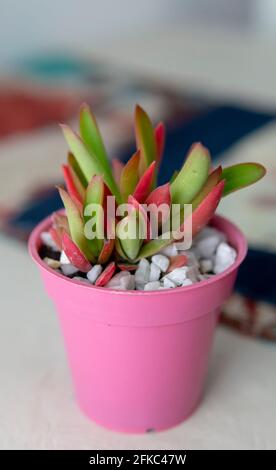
left=1, top=27, right=276, bottom=450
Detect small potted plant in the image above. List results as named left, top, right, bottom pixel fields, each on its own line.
left=29, top=104, right=265, bottom=433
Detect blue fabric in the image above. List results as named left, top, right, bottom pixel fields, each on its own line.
left=9, top=188, right=61, bottom=231
left=236, top=249, right=276, bottom=304
left=158, top=105, right=275, bottom=183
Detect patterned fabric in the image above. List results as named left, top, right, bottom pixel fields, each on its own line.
left=221, top=295, right=276, bottom=341
left=0, top=54, right=275, bottom=341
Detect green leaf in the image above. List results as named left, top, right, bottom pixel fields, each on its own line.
left=115, top=238, right=129, bottom=261
left=84, top=176, right=105, bottom=255
left=120, top=150, right=140, bottom=201
left=222, top=163, right=266, bottom=196
left=85, top=175, right=105, bottom=207
left=170, top=143, right=210, bottom=204
left=174, top=180, right=225, bottom=239
left=116, top=207, right=147, bottom=261
left=67, top=152, right=87, bottom=187
left=61, top=124, right=102, bottom=183
left=135, top=105, right=156, bottom=175
left=57, top=187, right=95, bottom=262
left=170, top=170, right=178, bottom=184
left=192, top=166, right=222, bottom=209
left=135, top=235, right=172, bottom=260
left=61, top=124, right=122, bottom=203
left=79, top=103, right=112, bottom=177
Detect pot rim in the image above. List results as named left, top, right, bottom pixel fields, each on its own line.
left=28, top=211, right=247, bottom=297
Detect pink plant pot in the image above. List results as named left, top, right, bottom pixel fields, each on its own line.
left=29, top=213, right=247, bottom=433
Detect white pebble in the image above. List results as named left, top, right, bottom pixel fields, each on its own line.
left=185, top=250, right=200, bottom=268
left=41, top=231, right=59, bottom=251
left=144, top=281, right=161, bottom=291
left=124, top=274, right=135, bottom=290
left=200, top=259, right=213, bottom=274
left=60, top=250, right=70, bottom=264
left=198, top=274, right=213, bottom=281
left=165, top=267, right=188, bottom=286
left=195, top=227, right=225, bottom=259
left=174, top=241, right=188, bottom=251
left=136, top=283, right=146, bottom=291
left=149, top=263, right=161, bottom=282
left=135, top=258, right=150, bottom=285
left=160, top=244, right=178, bottom=257
left=43, top=257, right=61, bottom=269
left=181, top=278, right=193, bottom=287
left=106, top=272, right=127, bottom=290
left=61, top=263, right=79, bottom=276
left=151, top=254, right=170, bottom=273
left=186, top=265, right=199, bottom=282
left=162, top=277, right=176, bottom=289
left=87, top=265, right=103, bottom=284
left=196, top=227, right=225, bottom=242
left=214, top=242, right=236, bottom=274
left=108, top=272, right=135, bottom=290
left=73, top=276, right=91, bottom=284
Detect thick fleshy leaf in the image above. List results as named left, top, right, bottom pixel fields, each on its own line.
left=49, top=226, right=63, bottom=250
left=116, top=208, right=144, bottom=261
left=61, top=124, right=102, bottom=183
left=222, top=163, right=266, bottom=196
left=133, top=161, right=156, bottom=203
left=192, top=166, right=222, bottom=209
left=145, top=182, right=171, bottom=228
left=170, top=143, right=210, bottom=204
left=128, top=194, right=151, bottom=240
left=135, top=105, right=156, bottom=175
left=170, top=170, right=178, bottom=184
left=95, top=262, right=116, bottom=287
left=154, top=121, right=165, bottom=165
left=120, top=150, right=140, bottom=201
left=57, top=187, right=95, bottom=261
left=79, top=103, right=111, bottom=176
left=67, top=152, right=87, bottom=187
left=51, top=212, right=69, bottom=233
left=118, top=263, right=138, bottom=272
left=50, top=215, right=69, bottom=249
left=167, top=254, right=188, bottom=272
left=85, top=175, right=105, bottom=206
left=115, top=238, right=129, bottom=261
left=62, top=164, right=83, bottom=209
left=135, top=235, right=172, bottom=260
left=67, top=158, right=86, bottom=198
left=98, top=238, right=115, bottom=264
left=84, top=175, right=105, bottom=255
left=128, top=195, right=147, bottom=220
left=146, top=182, right=171, bottom=206
left=61, top=124, right=122, bottom=203
left=112, top=158, right=124, bottom=185
left=175, top=180, right=225, bottom=240
left=104, top=196, right=116, bottom=241
left=62, top=232, right=92, bottom=272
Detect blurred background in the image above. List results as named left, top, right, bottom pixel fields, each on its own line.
left=0, top=0, right=276, bottom=336
left=1, top=0, right=276, bottom=66
left=0, top=0, right=276, bottom=449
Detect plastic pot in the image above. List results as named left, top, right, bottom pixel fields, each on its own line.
left=29, top=214, right=247, bottom=433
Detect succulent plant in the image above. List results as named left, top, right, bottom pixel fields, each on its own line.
left=50, top=103, right=265, bottom=282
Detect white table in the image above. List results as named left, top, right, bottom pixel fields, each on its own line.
left=1, top=27, right=276, bottom=450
